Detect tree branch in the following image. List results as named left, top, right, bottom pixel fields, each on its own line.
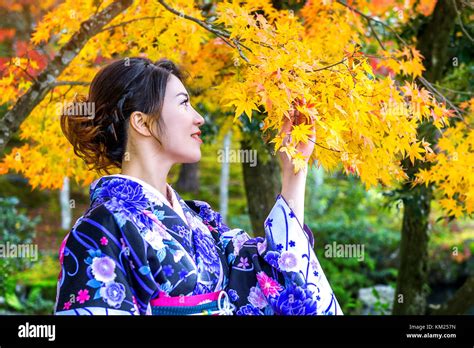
left=0, top=0, right=133, bottom=154
left=53, top=81, right=90, bottom=87
left=99, top=16, right=161, bottom=33
left=366, top=18, right=386, bottom=51
left=231, top=38, right=250, bottom=63
left=431, top=83, right=474, bottom=96
left=335, top=0, right=464, bottom=119
left=452, top=0, right=474, bottom=43
left=156, top=0, right=357, bottom=69
left=156, top=0, right=231, bottom=39
left=336, top=0, right=409, bottom=46
left=417, top=76, right=463, bottom=118
left=156, top=0, right=252, bottom=62
left=430, top=276, right=474, bottom=315
left=314, top=56, right=349, bottom=72
left=155, top=0, right=242, bottom=53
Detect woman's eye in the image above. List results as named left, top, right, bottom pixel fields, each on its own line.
left=181, top=99, right=189, bottom=106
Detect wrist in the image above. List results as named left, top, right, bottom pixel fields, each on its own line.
left=282, top=163, right=308, bottom=183
left=281, top=169, right=306, bottom=216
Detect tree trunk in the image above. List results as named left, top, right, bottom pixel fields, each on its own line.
left=241, top=139, right=281, bottom=237
left=175, top=163, right=199, bottom=194
left=393, top=184, right=433, bottom=314
left=416, top=0, right=459, bottom=83
left=393, top=0, right=460, bottom=315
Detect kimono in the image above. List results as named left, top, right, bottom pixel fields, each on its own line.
left=54, top=173, right=343, bottom=315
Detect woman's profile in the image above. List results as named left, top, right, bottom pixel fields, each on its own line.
left=54, top=57, right=342, bottom=315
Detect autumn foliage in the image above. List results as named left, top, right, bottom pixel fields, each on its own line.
left=0, top=0, right=472, bottom=218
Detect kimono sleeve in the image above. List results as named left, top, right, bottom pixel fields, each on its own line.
left=54, top=205, right=159, bottom=315
left=194, top=195, right=343, bottom=315
left=261, top=194, right=343, bottom=315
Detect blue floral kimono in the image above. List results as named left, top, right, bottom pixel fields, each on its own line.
left=54, top=174, right=342, bottom=315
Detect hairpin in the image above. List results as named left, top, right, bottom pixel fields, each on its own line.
left=107, top=122, right=118, bottom=141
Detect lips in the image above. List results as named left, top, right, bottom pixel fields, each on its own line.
left=191, top=131, right=202, bottom=144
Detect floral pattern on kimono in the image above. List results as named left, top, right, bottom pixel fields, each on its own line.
left=54, top=174, right=342, bottom=315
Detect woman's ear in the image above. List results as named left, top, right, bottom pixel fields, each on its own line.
left=129, top=111, right=163, bottom=146
left=129, top=111, right=152, bottom=137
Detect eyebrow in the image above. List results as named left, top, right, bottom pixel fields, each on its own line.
left=175, top=92, right=189, bottom=99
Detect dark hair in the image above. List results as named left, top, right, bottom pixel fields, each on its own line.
left=60, top=57, right=186, bottom=174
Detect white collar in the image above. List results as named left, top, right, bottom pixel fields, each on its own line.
left=112, top=173, right=187, bottom=224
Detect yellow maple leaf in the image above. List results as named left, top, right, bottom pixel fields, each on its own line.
left=31, top=27, right=51, bottom=45
left=439, top=198, right=457, bottom=213
left=279, top=145, right=297, bottom=161
left=269, top=133, right=285, bottom=152
left=415, top=168, right=432, bottom=187
left=292, top=152, right=308, bottom=174
left=291, top=123, right=314, bottom=144
left=407, top=142, right=426, bottom=164
left=234, top=99, right=257, bottom=121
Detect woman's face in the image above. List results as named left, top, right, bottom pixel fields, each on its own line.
left=158, top=74, right=205, bottom=163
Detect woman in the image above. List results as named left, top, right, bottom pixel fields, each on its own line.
left=54, top=57, right=342, bottom=315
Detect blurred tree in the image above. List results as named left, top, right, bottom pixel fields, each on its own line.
left=392, top=0, right=473, bottom=314
left=240, top=112, right=281, bottom=236
left=393, top=0, right=462, bottom=315
left=332, top=0, right=473, bottom=314
left=175, top=163, right=200, bottom=194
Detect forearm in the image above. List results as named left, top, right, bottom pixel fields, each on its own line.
left=280, top=164, right=307, bottom=225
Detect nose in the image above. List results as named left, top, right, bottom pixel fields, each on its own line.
left=194, top=109, right=205, bottom=127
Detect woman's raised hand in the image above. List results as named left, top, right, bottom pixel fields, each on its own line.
left=278, top=99, right=316, bottom=176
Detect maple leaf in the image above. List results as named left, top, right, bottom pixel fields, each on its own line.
left=401, top=59, right=425, bottom=78
left=440, top=198, right=460, bottom=216
left=279, top=142, right=297, bottom=155
left=420, top=137, right=433, bottom=154
left=234, top=99, right=257, bottom=121
left=407, top=142, right=426, bottom=165
left=269, top=133, right=285, bottom=152
left=292, top=152, right=308, bottom=174
left=31, top=27, right=50, bottom=45
left=291, top=123, right=314, bottom=144
left=414, top=168, right=432, bottom=187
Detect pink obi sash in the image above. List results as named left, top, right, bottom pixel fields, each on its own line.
left=150, top=290, right=234, bottom=315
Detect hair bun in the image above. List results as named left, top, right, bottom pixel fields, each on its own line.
left=60, top=93, right=109, bottom=172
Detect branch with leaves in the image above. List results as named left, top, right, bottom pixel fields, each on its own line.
left=156, top=0, right=240, bottom=51
left=1, top=0, right=471, bottom=208
left=0, top=0, right=133, bottom=154
left=335, top=0, right=463, bottom=119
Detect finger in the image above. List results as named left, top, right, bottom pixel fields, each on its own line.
left=294, top=109, right=302, bottom=125
left=310, top=122, right=316, bottom=142
left=280, top=112, right=293, bottom=136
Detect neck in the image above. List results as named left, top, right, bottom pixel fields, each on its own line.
left=120, top=156, right=174, bottom=201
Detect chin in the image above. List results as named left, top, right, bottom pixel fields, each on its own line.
left=181, top=151, right=201, bottom=163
